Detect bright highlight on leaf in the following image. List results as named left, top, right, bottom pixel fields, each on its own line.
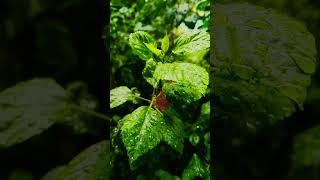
left=121, top=106, right=184, bottom=169
left=172, top=29, right=210, bottom=56
left=129, top=31, right=157, bottom=60
left=161, top=33, right=170, bottom=54
left=110, top=86, right=140, bottom=109
left=154, top=62, right=209, bottom=104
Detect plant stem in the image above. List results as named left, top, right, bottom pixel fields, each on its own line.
left=134, top=95, right=151, bottom=103
left=69, top=104, right=111, bottom=121
left=149, top=87, right=157, bottom=108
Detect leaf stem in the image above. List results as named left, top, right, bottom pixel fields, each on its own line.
left=134, top=95, right=152, bottom=103
left=69, top=104, right=111, bottom=121
left=149, top=87, right=157, bottom=108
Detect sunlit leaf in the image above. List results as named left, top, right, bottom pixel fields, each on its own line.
left=121, top=106, right=184, bottom=169
left=110, top=86, right=140, bottom=109
left=172, top=29, right=209, bottom=56
left=153, top=62, right=209, bottom=104
left=129, top=31, right=157, bottom=60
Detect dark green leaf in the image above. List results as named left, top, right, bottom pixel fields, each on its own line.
left=213, top=3, right=317, bottom=129
left=41, top=166, right=65, bottom=180
left=182, top=154, right=210, bottom=180
left=58, top=141, right=110, bottom=180
left=154, top=169, right=179, bottom=180
left=0, top=78, right=68, bottom=148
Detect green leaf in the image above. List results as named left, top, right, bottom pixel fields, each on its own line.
left=41, top=166, right=65, bottom=180
left=161, top=34, right=170, bottom=54
left=110, top=86, right=140, bottom=109
left=153, top=62, right=209, bottom=104
left=142, top=59, right=159, bottom=88
left=154, top=169, right=179, bottom=180
left=43, top=141, right=110, bottom=180
left=182, top=154, right=210, bottom=180
left=172, top=29, right=209, bottom=56
left=145, top=43, right=162, bottom=57
left=204, top=132, right=210, bottom=161
left=0, top=78, right=68, bottom=148
left=213, top=3, right=317, bottom=130
left=129, top=31, right=157, bottom=60
left=121, top=106, right=184, bottom=169
left=287, top=126, right=320, bottom=180
left=189, top=133, right=200, bottom=146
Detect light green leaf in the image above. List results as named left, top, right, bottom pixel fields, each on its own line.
left=142, top=59, right=159, bottom=88
left=129, top=31, right=157, bottom=60
left=153, top=62, right=209, bottom=104
left=46, top=141, right=110, bottom=180
left=121, top=106, right=184, bottom=169
left=145, top=43, right=162, bottom=57
left=172, top=29, right=209, bottom=56
left=0, top=78, right=68, bottom=148
left=182, top=154, right=210, bottom=180
left=110, top=86, right=140, bottom=109
left=161, top=34, right=170, bottom=54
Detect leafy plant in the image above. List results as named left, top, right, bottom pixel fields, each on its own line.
left=110, top=28, right=210, bottom=178
left=213, top=3, right=317, bottom=132
left=0, top=78, right=110, bottom=178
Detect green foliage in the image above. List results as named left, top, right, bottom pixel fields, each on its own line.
left=213, top=3, right=317, bottom=130
left=0, top=78, right=68, bottom=148
left=112, top=29, right=209, bottom=177
left=154, top=170, right=179, bottom=180
left=172, top=29, right=210, bottom=56
left=41, top=141, right=110, bottom=180
left=129, top=31, right=158, bottom=61
left=121, top=106, right=184, bottom=169
left=0, top=78, right=110, bottom=149
left=285, top=126, right=320, bottom=180
left=153, top=62, right=209, bottom=104
left=182, top=154, right=210, bottom=180
left=142, top=59, right=159, bottom=88
left=110, top=0, right=210, bottom=178
left=110, top=86, right=140, bottom=109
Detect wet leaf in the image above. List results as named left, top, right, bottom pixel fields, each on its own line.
left=110, top=86, right=140, bottom=109
left=153, top=62, right=209, bottom=104
left=182, top=154, right=209, bottom=180
left=121, top=106, right=184, bottom=169
left=0, top=78, right=68, bottom=148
